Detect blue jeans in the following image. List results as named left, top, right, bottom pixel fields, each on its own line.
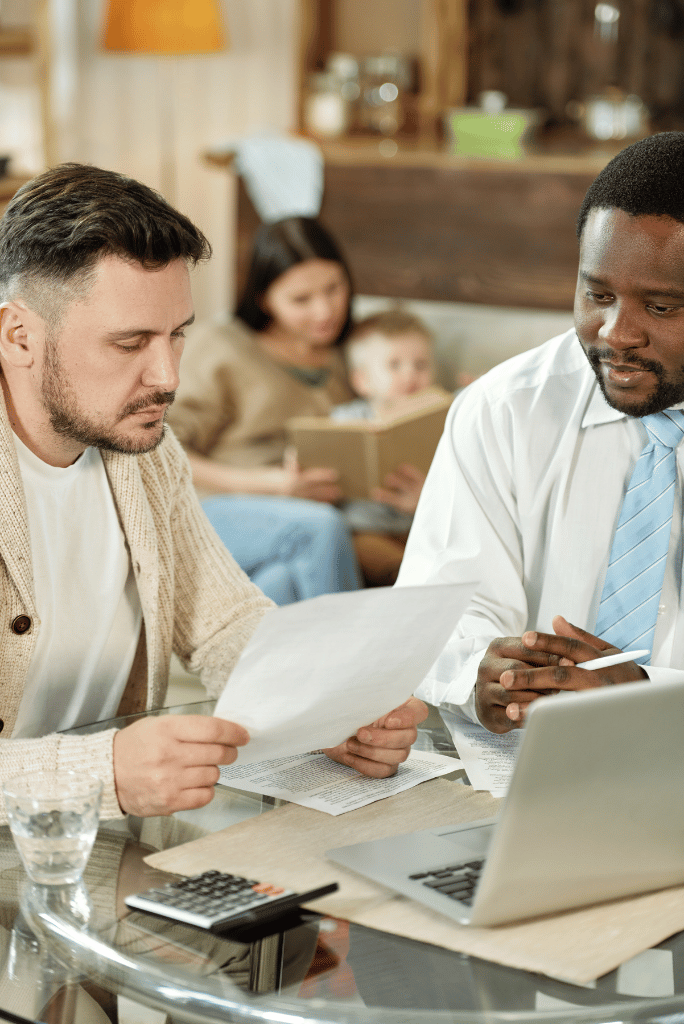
left=202, top=495, right=363, bottom=605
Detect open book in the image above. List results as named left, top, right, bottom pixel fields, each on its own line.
left=287, top=388, right=453, bottom=500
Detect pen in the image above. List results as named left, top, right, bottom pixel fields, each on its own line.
left=579, top=649, right=650, bottom=671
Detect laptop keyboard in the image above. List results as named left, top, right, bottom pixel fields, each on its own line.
left=408, top=859, right=484, bottom=906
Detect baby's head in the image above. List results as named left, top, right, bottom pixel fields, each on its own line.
left=345, top=310, right=435, bottom=411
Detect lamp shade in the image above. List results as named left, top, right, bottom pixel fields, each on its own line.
left=103, top=0, right=226, bottom=55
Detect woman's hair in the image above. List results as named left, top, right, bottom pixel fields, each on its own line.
left=235, top=216, right=354, bottom=343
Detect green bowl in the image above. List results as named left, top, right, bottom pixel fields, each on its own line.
left=444, top=109, right=540, bottom=160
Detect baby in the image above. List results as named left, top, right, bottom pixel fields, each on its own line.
left=334, top=308, right=436, bottom=422
left=331, top=309, right=437, bottom=586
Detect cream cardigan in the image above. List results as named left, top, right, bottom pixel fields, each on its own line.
left=0, top=392, right=272, bottom=822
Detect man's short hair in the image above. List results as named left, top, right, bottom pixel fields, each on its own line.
left=577, top=132, right=684, bottom=239
left=0, top=163, right=211, bottom=312
left=345, top=308, right=433, bottom=372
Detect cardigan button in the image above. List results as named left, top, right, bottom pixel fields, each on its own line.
left=11, top=615, right=31, bottom=635
left=0, top=720, right=5, bottom=733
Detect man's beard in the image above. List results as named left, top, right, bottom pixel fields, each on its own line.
left=41, top=339, right=175, bottom=455
left=584, top=345, right=684, bottom=417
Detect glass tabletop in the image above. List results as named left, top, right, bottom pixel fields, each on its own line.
left=2, top=702, right=681, bottom=1024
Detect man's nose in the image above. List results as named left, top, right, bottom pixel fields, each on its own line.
left=597, top=303, right=646, bottom=349
left=141, top=338, right=181, bottom=390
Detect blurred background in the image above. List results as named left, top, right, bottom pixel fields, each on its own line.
left=4, top=0, right=683, bottom=697
left=2, top=0, right=682, bottom=376
left=0, top=0, right=296, bottom=323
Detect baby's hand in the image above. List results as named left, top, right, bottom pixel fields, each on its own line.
left=280, top=446, right=342, bottom=503
left=372, top=463, right=425, bottom=514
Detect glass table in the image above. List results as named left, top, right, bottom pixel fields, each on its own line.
left=1, top=701, right=682, bottom=1024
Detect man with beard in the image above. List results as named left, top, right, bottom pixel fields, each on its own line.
left=398, top=131, right=684, bottom=735
left=0, top=163, right=425, bottom=822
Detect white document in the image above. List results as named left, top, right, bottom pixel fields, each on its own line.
left=218, top=749, right=463, bottom=816
left=450, top=719, right=522, bottom=797
left=214, top=583, right=474, bottom=764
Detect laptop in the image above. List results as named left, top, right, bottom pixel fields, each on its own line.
left=327, top=676, right=684, bottom=927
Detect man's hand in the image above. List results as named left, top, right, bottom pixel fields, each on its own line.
left=475, top=636, right=563, bottom=733
left=476, top=616, right=648, bottom=732
left=113, top=715, right=249, bottom=817
left=323, top=697, right=428, bottom=777
left=503, top=617, right=648, bottom=719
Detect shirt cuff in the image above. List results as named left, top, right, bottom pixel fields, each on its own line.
left=642, top=665, right=684, bottom=684
left=415, top=646, right=484, bottom=711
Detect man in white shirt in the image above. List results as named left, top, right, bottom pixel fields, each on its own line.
left=0, top=163, right=425, bottom=821
left=398, top=131, right=684, bottom=735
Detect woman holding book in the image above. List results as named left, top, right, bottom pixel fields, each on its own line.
left=170, top=217, right=427, bottom=595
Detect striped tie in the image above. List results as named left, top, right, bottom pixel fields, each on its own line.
left=594, top=409, right=684, bottom=663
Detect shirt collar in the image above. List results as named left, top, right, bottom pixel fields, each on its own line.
left=581, top=380, right=626, bottom=428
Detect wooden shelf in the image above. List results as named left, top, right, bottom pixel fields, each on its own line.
left=204, top=127, right=626, bottom=178
left=302, top=136, right=618, bottom=175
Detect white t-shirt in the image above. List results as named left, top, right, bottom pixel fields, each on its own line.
left=12, top=435, right=142, bottom=738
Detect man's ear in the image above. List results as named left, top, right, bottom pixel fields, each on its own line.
left=350, top=366, right=371, bottom=398
left=0, top=302, right=36, bottom=368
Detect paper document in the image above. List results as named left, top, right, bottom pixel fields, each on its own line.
left=214, top=583, right=474, bottom=764
left=218, top=748, right=463, bottom=815
left=450, top=719, right=521, bottom=796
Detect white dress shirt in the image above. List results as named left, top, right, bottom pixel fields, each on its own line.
left=397, top=329, right=684, bottom=731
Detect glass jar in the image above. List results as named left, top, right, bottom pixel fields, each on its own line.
left=304, top=73, right=350, bottom=139
left=326, top=52, right=361, bottom=132
left=359, top=54, right=412, bottom=136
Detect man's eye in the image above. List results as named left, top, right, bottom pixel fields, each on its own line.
left=586, top=291, right=610, bottom=303
left=648, top=304, right=681, bottom=315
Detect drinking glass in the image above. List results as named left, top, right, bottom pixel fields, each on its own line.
left=2, top=771, right=103, bottom=885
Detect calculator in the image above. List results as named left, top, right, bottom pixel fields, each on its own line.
left=125, top=869, right=339, bottom=932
